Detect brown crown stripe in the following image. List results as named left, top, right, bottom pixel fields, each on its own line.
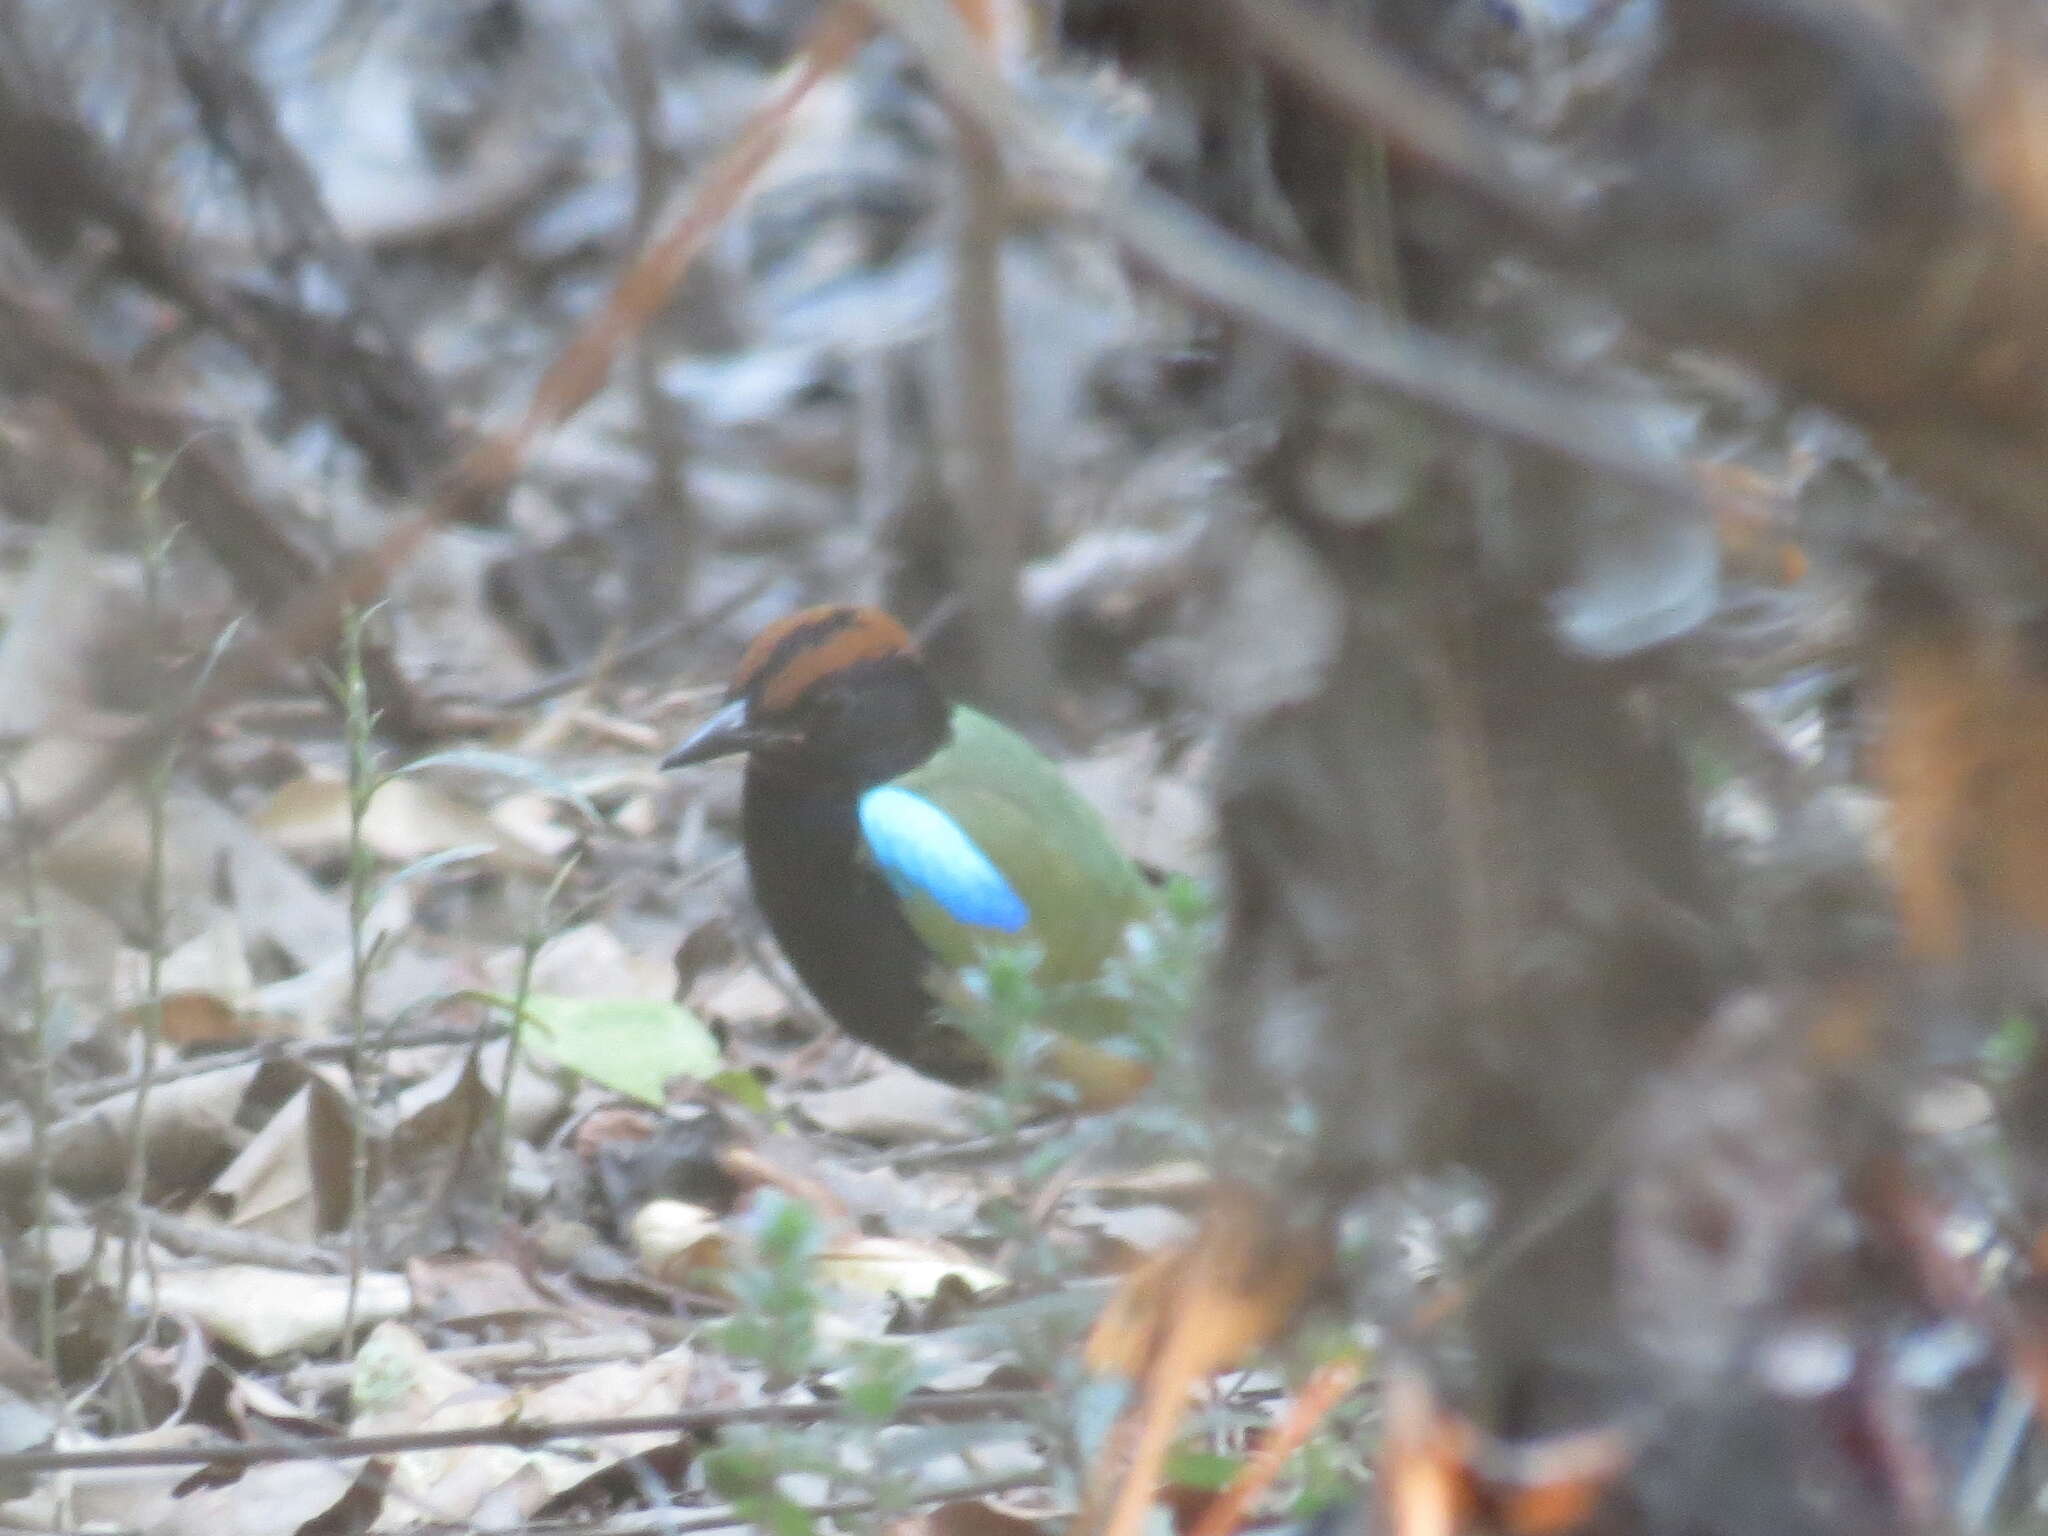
left=732, top=606, right=862, bottom=693
left=736, top=605, right=916, bottom=713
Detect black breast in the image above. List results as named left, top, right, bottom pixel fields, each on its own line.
left=741, top=767, right=993, bottom=1085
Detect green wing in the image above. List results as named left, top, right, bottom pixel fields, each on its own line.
left=887, top=706, right=1149, bottom=1035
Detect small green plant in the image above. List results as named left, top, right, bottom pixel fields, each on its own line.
left=942, top=874, right=1221, bottom=1123
left=707, top=1191, right=828, bottom=1384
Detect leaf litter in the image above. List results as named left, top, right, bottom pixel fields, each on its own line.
left=0, top=5, right=1324, bottom=1534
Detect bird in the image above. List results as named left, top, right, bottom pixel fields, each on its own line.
left=662, top=604, right=1158, bottom=1105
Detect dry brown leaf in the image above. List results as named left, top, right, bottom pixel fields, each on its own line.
left=112, top=915, right=267, bottom=1045
left=201, top=1070, right=354, bottom=1240
left=115, top=994, right=250, bottom=1047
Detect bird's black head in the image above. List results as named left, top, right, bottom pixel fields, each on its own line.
left=661, top=605, right=951, bottom=788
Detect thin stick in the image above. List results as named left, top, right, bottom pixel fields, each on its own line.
left=277, top=1329, right=655, bottom=1396
left=4, top=773, right=57, bottom=1370
left=53, top=1022, right=510, bottom=1114
left=943, top=66, right=1053, bottom=723
left=494, top=855, right=580, bottom=1223
left=0, top=1390, right=1042, bottom=1475
left=339, top=607, right=380, bottom=1353
left=1223, top=0, right=1582, bottom=234
left=112, top=475, right=176, bottom=1418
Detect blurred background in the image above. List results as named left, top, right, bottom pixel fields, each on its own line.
left=6, top=0, right=2048, bottom=1532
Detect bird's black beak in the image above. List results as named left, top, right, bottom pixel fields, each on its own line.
left=661, top=698, right=763, bottom=769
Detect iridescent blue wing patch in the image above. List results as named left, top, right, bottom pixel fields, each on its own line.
left=857, top=785, right=1030, bottom=933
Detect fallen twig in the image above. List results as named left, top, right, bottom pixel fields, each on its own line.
left=0, top=1389, right=1041, bottom=1475
left=277, top=1329, right=656, bottom=1396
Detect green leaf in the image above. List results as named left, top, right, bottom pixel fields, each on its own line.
left=491, top=993, right=720, bottom=1105
left=1164, top=1448, right=1243, bottom=1491
left=708, top=1066, right=772, bottom=1115
left=840, top=1340, right=919, bottom=1423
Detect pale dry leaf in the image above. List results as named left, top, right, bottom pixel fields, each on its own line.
left=687, top=962, right=789, bottom=1028
left=27, top=771, right=348, bottom=970
left=797, top=1064, right=985, bottom=1141
left=251, top=773, right=355, bottom=863
left=145, top=1455, right=363, bottom=1536
left=407, top=1253, right=556, bottom=1327
left=253, top=913, right=458, bottom=1039
left=611, top=790, right=659, bottom=839
left=0, top=878, right=122, bottom=1006
left=0, top=1060, right=265, bottom=1196
left=489, top=791, right=580, bottom=861
left=115, top=919, right=246, bottom=1002
left=815, top=1235, right=1006, bottom=1301
left=485, top=921, right=674, bottom=1002
left=257, top=773, right=540, bottom=873
left=0, top=1423, right=216, bottom=1533
left=351, top=1321, right=501, bottom=1425
left=177, top=790, right=354, bottom=972
left=131, top=1264, right=411, bottom=1358
left=0, top=514, right=100, bottom=741
left=632, top=1199, right=729, bottom=1284
left=352, top=1321, right=692, bottom=1529
left=200, top=1070, right=354, bottom=1241
left=1062, top=732, right=1216, bottom=881
left=1065, top=1201, right=1198, bottom=1260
